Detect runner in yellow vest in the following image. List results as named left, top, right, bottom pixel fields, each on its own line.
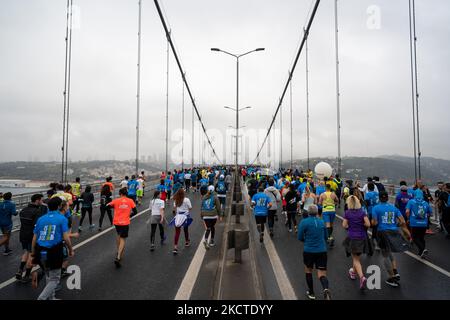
left=72, top=177, right=82, bottom=214
left=319, top=184, right=338, bottom=247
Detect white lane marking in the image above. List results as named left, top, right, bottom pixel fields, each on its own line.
left=242, top=184, right=297, bottom=300
left=0, top=208, right=151, bottom=291
left=335, top=213, right=450, bottom=279
left=263, top=228, right=298, bottom=300
left=174, top=240, right=207, bottom=300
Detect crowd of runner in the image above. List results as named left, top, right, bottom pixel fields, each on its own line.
left=0, top=164, right=449, bottom=300
left=243, top=166, right=450, bottom=300
left=0, top=167, right=231, bottom=300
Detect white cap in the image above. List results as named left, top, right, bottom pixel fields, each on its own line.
left=220, top=175, right=224, bottom=179
left=208, top=185, right=215, bottom=192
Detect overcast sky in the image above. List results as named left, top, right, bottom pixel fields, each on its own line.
left=0, top=0, right=449, bottom=164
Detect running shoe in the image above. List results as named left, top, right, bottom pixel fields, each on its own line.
left=114, top=258, right=121, bottom=268
left=348, top=268, right=356, bottom=280
left=385, top=278, right=399, bottom=287
left=288, top=229, right=293, bottom=233
left=185, top=241, right=191, bottom=247
left=203, top=240, right=210, bottom=250
left=393, top=272, right=400, bottom=282
left=21, top=275, right=31, bottom=284
left=78, top=226, right=83, bottom=232
left=294, top=225, right=298, bottom=233
left=323, top=289, right=332, bottom=300
left=61, top=269, right=70, bottom=278
left=306, top=291, right=316, bottom=300
left=89, top=224, right=95, bottom=230
left=420, top=249, right=429, bottom=259
left=98, top=227, right=102, bottom=232
left=172, top=248, right=178, bottom=255
left=150, top=244, right=155, bottom=251
left=15, top=271, right=23, bottom=281
left=3, top=249, right=12, bottom=256
left=259, top=233, right=264, bottom=243
left=359, top=276, right=367, bottom=290
left=269, top=230, right=274, bottom=238
left=209, top=240, right=215, bottom=247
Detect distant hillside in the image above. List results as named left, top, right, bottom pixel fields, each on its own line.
left=283, top=156, right=450, bottom=186
left=0, top=161, right=163, bottom=183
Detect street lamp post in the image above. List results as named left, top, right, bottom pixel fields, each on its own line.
left=212, top=47, right=264, bottom=172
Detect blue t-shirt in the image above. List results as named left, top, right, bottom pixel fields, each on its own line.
left=251, top=193, right=272, bottom=216
left=191, top=173, right=198, bottom=182
left=298, top=216, right=328, bottom=253
left=208, top=173, right=215, bottom=184
left=34, top=211, right=69, bottom=248
left=178, top=173, right=185, bottom=183
left=372, top=203, right=402, bottom=231
left=406, top=199, right=432, bottom=228
left=395, top=192, right=413, bottom=217
left=217, top=180, right=227, bottom=194
left=173, top=182, right=182, bottom=195
left=156, top=184, right=165, bottom=193
left=364, top=191, right=379, bottom=216
left=0, top=200, right=17, bottom=226
left=164, top=178, right=173, bottom=191
left=315, top=185, right=326, bottom=197
left=297, top=182, right=308, bottom=197
left=127, top=180, right=139, bottom=196
left=199, top=178, right=209, bottom=187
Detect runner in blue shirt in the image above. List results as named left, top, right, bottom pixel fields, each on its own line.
left=406, top=189, right=432, bottom=258
left=372, top=191, right=411, bottom=288
left=395, top=185, right=413, bottom=220
left=127, top=175, right=139, bottom=203
left=164, top=174, right=173, bottom=200
left=0, top=192, right=17, bottom=256
left=32, top=197, right=74, bottom=300
left=251, top=186, right=272, bottom=243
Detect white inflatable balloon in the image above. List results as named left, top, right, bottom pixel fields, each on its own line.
left=314, top=162, right=333, bottom=180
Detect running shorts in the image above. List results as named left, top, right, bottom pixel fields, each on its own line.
left=303, top=252, right=327, bottom=270
left=136, top=190, right=144, bottom=197
left=115, top=225, right=129, bottom=238
left=255, top=216, right=267, bottom=225
left=21, top=241, right=32, bottom=252
left=322, top=211, right=336, bottom=223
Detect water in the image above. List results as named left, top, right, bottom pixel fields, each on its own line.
left=0, top=187, right=47, bottom=195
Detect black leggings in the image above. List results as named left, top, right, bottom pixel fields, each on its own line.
left=150, top=223, right=165, bottom=244
left=204, top=219, right=217, bottom=240
left=287, top=211, right=297, bottom=229
left=411, top=227, right=426, bottom=254
left=268, top=210, right=277, bottom=229
left=99, top=206, right=113, bottom=228
left=80, top=207, right=93, bottom=226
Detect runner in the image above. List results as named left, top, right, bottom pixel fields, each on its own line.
left=264, top=179, right=281, bottom=237
left=247, top=173, right=259, bottom=202
left=184, top=170, right=192, bottom=193
left=434, top=182, right=445, bottom=231
left=78, top=185, right=95, bottom=232
left=98, top=184, right=113, bottom=231
left=333, top=174, right=343, bottom=208
left=315, top=181, right=326, bottom=216
left=318, top=184, right=339, bottom=247
left=156, top=179, right=167, bottom=202
left=72, top=177, right=82, bottom=215
left=149, top=190, right=166, bottom=251
left=364, top=182, right=380, bottom=250
left=201, top=185, right=222, bottom=249
left=170, top=188, right=193, bottom=254
left=406, top=189, right=433, bottom=258
left=342, top=195, right=371, bottom=290
left=298, top=205, right=331, bottom=300
left=31, top=197, right=74, bottom=300
left=395, top=185, right=413, bottom=221
left=301, top=185, right=317, bottom=219
left=215, top=175, right=228, bottom=214
left=127, top=175, right=139, bottom=204
left=120, top=176, right=129, bottom=189
left=107, top=188, right=138, bottom=268
left=103, top=176, right=115, bottom=194
left=0, top=192, right=17, bottom=256
left=191, top=169, right=198, bottom=193
left=251, top=186, right=273, bottom=243
left=438, top=183, right=450, bottom=238
left=164, top=173, right=173, bottom=202
left=16, top=194, right=47, bottom=282
left=284, top=184, right=299, bottom=233
left=199, top=175, right=209, bottom=194
left=372, top=191, right=412, bottom=287
left=136, top=175, right=145, bottom=206
left=361, top=177, right=379, bottom=195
